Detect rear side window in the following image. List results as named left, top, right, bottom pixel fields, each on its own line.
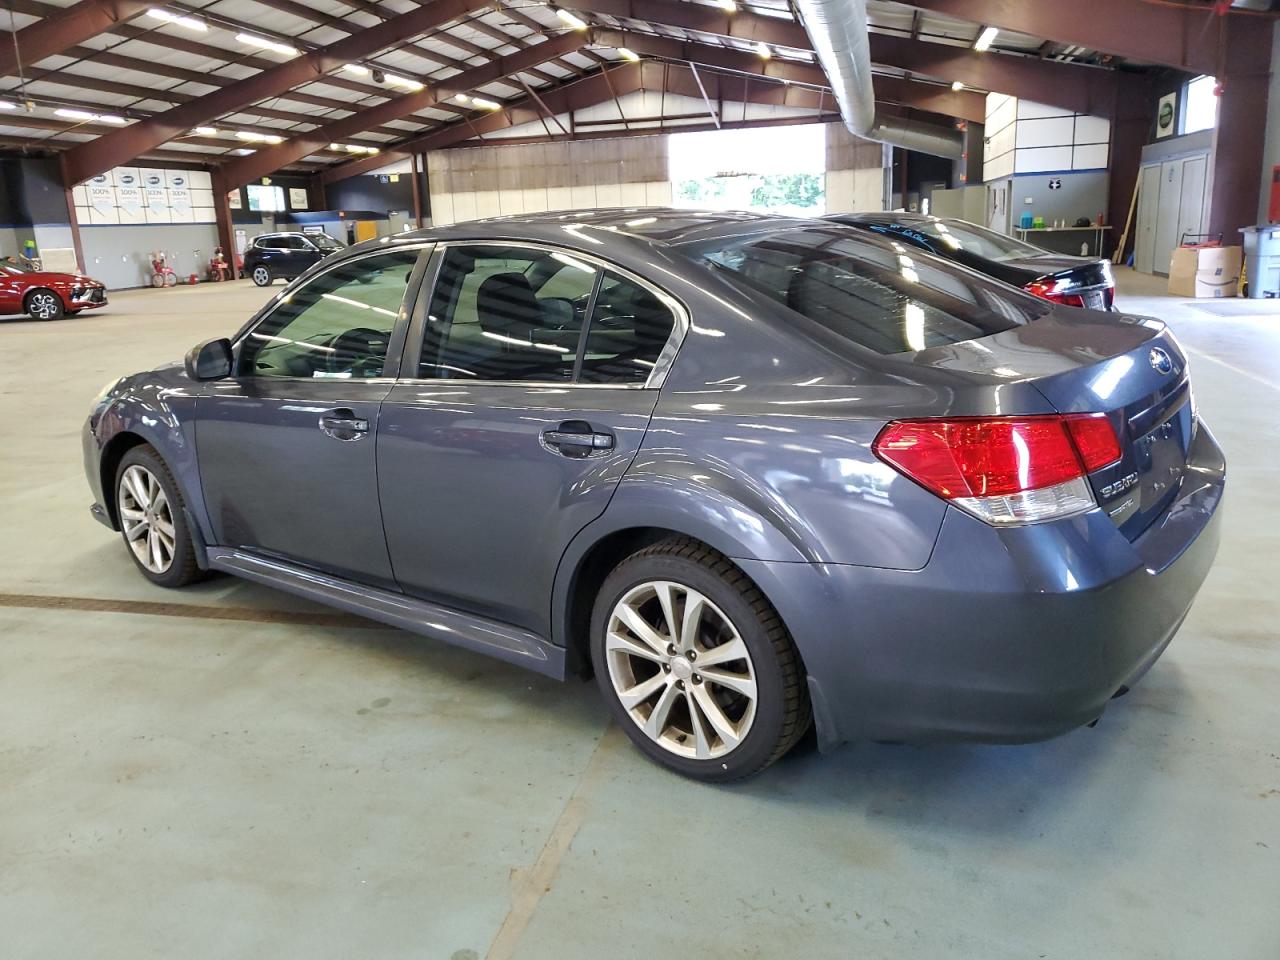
left=693, top=227, right=1048, bottom=355
left=580, top=271, right=677, bottom=384
left=419, top=246, right=679, bottom=385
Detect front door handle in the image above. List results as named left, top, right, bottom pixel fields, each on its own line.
left=541, top=420, right=615, bottom=457
left=319, top=408, right=369, bottom=441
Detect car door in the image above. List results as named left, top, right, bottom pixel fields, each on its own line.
left=377, top=242, right=685, bottom=636
left=196, top=245, right=430, bottom=588
left=0, top=266, right=26, bottom=313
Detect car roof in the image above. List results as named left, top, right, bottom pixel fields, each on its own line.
left=397, top=207, right=837, bottom=248
left=828, top=212, right=937, bottom=228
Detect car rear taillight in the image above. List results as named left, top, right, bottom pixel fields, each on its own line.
left=1023, top=278, right=1116, bottom=310
left=1023, top=278, right=1085, bottom=307
left=873, top=414, right=1121, bottom=525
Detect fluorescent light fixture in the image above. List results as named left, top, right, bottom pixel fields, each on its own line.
left=55, top=107, right=126, bottom=124
left=194, top=125, right=218, bottom=136
left=555, top=8, right=588, bottom=31
left=470, top=96, right=501, bottom=110
left=235, top=130, right=283, bottom=144
left=973, top=26, right=998, bottom=51
left=385, top=74, right=425, bottom=92
left=235, top=148, right=254, bottom=155
left=0, top=101, right=16, bottom=110
left=454, top=93, right=471, bottom=104
left=333, top=142, right=379, bottom=154
left=951, top=80, right=964, bottom=91
left=147, top=8, right=207, bottom=31
left=755, top=41, right=771, bottom=59
left=236, top=33, right=299, bottom=57
left=343, top=63, right=370, bottom=77
left=716, top=0, right=737, bottom=10
left=617, top=47, right=639, bottom=61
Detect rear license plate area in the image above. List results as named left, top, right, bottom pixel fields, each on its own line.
left=1082, top=290, right=1106, bottom=310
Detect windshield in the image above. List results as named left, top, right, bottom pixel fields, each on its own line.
left=310, top=233, right=344, bottom=250
left=924, top=219, right=1045, bottom=262
left=687, top=226, right=1050, bottom=355
left=2, top=260, right=32, bottom=274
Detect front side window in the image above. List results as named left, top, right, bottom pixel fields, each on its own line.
left=237, top=249, right=420, bottom=379
left=692, top=227, right=1048, bottom=355
left=419, top=245, right=599, bottom=382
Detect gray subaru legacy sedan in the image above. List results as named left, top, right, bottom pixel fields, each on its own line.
left=83, top=209, right=1224, bottom=781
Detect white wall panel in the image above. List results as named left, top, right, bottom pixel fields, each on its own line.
left=546, top=186, right=574, bottom=211
left=570, top=185, right=597, bottom=208
left=594, top=182, right=623, bottom=207
left=432, top=192, right=455, bottom=226
left=644, top=181, right=671, bottom=206
left=618, top=182, right=647, bottom=206
left=1016, top=116, right=1076, bottom=149
left=497, top=189, right=524, bottom=215
left=474, top=190, right=501, bottom=218
left=1016, top=100, right=1068, bottom=120
left=1074, top=115, right=1111, bottom=145
left=1014, top=146, right=1073, bottom=173
left=1072, top=143, right=1110, bottom=170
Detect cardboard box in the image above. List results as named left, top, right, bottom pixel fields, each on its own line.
left=1168, top=244, right=1242, bottom=297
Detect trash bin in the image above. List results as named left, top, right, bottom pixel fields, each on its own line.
left=1239, top=225, right=1280, bottom=299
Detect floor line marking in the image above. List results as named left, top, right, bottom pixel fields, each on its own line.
left=1183, top=346, right=1278, bottom=392
left=0, top=592, right=392, bottom=630
left=485, top=724, right=624, bottom=960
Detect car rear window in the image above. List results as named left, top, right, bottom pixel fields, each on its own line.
left=689, top=227, right=1049, bottom=355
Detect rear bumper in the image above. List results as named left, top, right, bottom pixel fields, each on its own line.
left=739, top=421, right=1225, bottom=749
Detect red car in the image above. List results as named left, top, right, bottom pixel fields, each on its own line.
left=0, top=261, right=108, bottom=321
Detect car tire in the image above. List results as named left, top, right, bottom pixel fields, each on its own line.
left=65, top=309, right=82, bottom=316
left=24, top=289, right=64, bottom=321
left=251, top=265, right=273, bottom=287
left=590, top=537, right=811, bottom=782
left=115, top=445, right=205, bottom=588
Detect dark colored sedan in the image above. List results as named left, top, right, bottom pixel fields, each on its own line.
left=242, top=230, right=345, bottom=286
left=83, top=209, right=1223, bottom=781
left=829, top=212, right=1116, bottom=310
left=0, top=261, right=107, bottom=320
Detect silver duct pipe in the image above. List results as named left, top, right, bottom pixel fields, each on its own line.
left=794, top=0, right=964, bottom=159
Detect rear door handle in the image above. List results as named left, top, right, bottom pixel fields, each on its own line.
left=319, top=408, right=369, bottom=441
left=541, top=421, right=615, bottom=457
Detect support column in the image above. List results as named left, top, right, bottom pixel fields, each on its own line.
left=1107, top=75, right=1156, bottom=263
left=1207, top=16, right=1273, bottom=240
left=212, top=172, right=238, bottom=280
left=410, top=152, right=424, bottom=228
left=63, top=186, right=85, bottom=274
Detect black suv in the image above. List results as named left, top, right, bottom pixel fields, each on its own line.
left=243, top=231, right=345, bottom=286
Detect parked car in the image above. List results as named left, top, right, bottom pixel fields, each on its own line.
left=241, top=231, right=345, bottom=287
left=83, top=209, right=1223, bottom=781
left=1, top=260, right=107, bottom=320
left=828, top=212, right=1117, bottom=310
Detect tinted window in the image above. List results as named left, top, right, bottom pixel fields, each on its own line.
left=694, top=227, right=1048, bottom=355
left=579, top=271, right=677, bottom=384
left=930, top=220, right=1043, bottom=261
left=237, top=249, right=419, bottom=379
left=419, top=245, right=598, bottom=382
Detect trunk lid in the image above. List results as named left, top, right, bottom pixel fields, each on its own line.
left=1010, top=256, right=1115, bottom=310
left=915, top=310, right=1193, bottom=540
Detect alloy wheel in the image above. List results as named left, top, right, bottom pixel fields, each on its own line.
left=252, top=267, right=270, bottom=286
left=118, top=465, right=176, bottom=574
left=29, top=292, right=60, bottom=319
left=604, top=580, right=758, bottom=760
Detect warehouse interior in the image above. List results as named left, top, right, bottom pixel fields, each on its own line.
left=1, top=1, right=1278, bottom=957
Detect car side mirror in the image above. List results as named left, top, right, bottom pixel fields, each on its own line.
left=184, top=337, right=233, bottom=381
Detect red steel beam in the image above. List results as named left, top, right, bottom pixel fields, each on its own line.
left=904, top=0, right=1220, bottom=77
left=569, top=0, right=1117, bottom=115
left=867, top=33, right=1116, bottom=116
left=318, top=63, right=651, bottom=184
left=59, top=0, right=494, bottom=186
left=0, top=0, right=152, bottom=77
left=593, top=28, right=986, bottom=123
left=216, top=33, right=584, bottom=190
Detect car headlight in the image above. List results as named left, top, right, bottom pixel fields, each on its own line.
left=92, top=377, right=123, bottom=410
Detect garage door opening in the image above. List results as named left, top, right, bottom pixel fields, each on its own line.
left=668, top=124, right=826, bottom=216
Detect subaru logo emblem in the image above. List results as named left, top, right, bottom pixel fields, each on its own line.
left=1149, top=346, right=1173, bottom=375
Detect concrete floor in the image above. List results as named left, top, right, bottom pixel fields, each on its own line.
left=1, top=272, right=1277, bottom=959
